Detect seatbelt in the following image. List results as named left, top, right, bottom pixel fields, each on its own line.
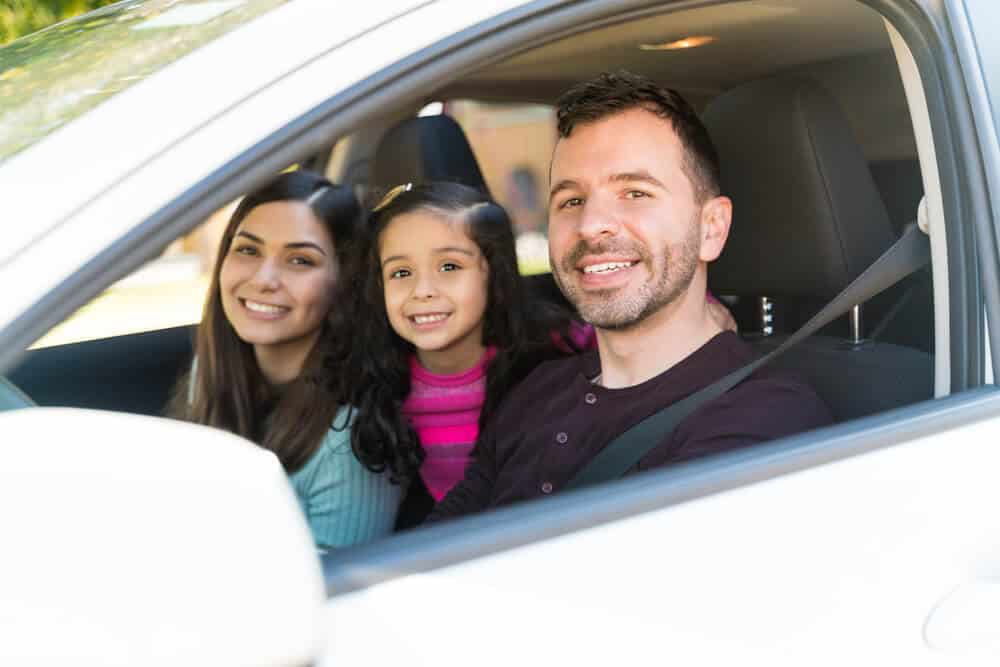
left=566, top=223, right=931, bottom=491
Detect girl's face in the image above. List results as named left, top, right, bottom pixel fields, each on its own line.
left=219, top=201, right=337, bottom=372
left=379, top=209, right=489, bottom=374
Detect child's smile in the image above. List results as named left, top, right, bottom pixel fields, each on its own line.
left=380, top=210, right=489, bottom=375
left=409, top=311, right=451, bottom=328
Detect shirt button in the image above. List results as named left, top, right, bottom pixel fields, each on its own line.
left=555, top=431, right=568, bottom=444
left=541, top=482, right=553, bottom=494
left=584, top=392, right=597, bottom=405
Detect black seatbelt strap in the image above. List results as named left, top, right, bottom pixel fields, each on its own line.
left=566, top=223, right=931, bottom=491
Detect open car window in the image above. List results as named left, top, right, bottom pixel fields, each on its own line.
left=6, top=2, right=1000, bottom=661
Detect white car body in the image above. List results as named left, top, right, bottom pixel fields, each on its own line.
left=2, top=0, right=1000, bottom=664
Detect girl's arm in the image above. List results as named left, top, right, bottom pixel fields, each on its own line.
left=426, top=423, right=500, bottom=521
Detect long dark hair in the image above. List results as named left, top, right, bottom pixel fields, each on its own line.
left=339, top=182, right=582, bottom=483
left=170, top=170, right=363, bottom=473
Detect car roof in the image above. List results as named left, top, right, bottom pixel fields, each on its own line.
left=0, top=0, right=431, bottom=267
left=0, top=0, right=924, bottom=357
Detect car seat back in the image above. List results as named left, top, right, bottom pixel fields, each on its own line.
left=702, top=75, right=934, bottom=420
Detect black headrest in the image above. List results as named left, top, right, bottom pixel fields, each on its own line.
left=703, top=76, right=896, bottom=299
left=371, top=115, right=490, bottom=195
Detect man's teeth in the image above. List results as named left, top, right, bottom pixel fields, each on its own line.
left=583, top=261, right=634, bottom=274
left=245, top=300, right=287, bottom=314
left=413, top=314, right=448, bottom=324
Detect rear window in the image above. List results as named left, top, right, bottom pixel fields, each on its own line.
left=446, top=100, right=556, bottom=274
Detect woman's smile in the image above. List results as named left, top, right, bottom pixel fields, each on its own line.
left=240, top=298, right=292, bottom=318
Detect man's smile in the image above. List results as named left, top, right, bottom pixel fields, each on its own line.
left=581, top=260, right=639, bottom=274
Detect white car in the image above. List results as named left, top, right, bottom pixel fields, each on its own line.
left=2, top=0, right=999, bottom=664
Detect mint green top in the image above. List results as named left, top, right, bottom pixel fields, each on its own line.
left=187, top=361, right=400, bottom=548
left=289, top=406, right=402, bottom=549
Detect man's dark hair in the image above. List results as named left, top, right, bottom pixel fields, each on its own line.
left=556, top=70, right=721, bottom=202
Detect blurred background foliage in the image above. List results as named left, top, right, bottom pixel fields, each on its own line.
left=1, top=0, right=118, bottom=45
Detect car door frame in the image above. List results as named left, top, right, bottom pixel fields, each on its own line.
left=1, top=0, right=996, bottom=594
left=943, top=0, right=1000, bottom=379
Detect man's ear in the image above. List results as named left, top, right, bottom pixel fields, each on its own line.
left=698, top=195, right=732, bottom=262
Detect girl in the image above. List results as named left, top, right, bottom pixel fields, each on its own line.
left=171, top=170, right=401, bottom=548
left=344, top=182, right=592, bottom=516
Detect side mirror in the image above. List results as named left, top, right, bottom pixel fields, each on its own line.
left=0, top=408, right=325, bottom=666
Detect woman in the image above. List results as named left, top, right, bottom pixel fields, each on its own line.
left=172, top=170, right=401, bottom=548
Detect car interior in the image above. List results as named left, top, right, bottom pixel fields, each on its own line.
left=7, top=0, right=944, bottom=532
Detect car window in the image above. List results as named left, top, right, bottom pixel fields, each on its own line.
left=0, top=0, right=290, bottom=164
left=445, top=100, right=555, bottom=275
left=31, top=203, right=234, bottom=348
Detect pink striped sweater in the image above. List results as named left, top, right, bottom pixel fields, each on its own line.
left=401, top=349, right=496, bottom=501
left=401, top=323, right=597, bottom=501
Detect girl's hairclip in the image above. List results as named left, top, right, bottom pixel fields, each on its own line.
left=373, top=182, right=413, bottom=212
left=306, top=185, right=331, bottom=206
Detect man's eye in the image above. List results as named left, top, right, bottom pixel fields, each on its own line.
left=389, top=268, right=410, bottom=279
left=625, top=190, right=648, bottom=200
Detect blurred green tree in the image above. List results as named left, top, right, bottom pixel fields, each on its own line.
left=1, top=0, right=119, bottom=45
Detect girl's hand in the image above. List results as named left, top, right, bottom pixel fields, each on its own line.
left=706, top=293, right=738, bottom=333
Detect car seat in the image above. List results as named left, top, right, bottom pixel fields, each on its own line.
left=702, top=75, right=934, bottom=421
left=371, top=113, right=572, bottom=310
left=371, top=114, right=491, bottom=196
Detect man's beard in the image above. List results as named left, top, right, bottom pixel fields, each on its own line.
left=551, top=220, right=701, bottom=331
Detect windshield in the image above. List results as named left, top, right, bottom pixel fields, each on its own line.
left=0, top=0, right=290, bottom=164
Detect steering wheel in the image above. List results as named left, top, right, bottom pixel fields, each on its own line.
left=0, top=376, right=36, bottom=411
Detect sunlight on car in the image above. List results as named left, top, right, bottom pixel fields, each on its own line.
left=33, top=252, right=209, bottom=348
left=31, top=200, right=238, bottom=348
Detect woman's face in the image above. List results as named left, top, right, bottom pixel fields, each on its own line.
left=219, top=201, right=337, bottom=367
left=379, top=209, right=489, bottom=374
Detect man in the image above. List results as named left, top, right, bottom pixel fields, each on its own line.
left=430, top=71, right=831, bottom=518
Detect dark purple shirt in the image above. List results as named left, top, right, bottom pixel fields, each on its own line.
left=430, top=331, right=832, bottom=519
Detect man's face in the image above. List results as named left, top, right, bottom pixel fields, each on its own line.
left=547, top=108, right=708, bottom=330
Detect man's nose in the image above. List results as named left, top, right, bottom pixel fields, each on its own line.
left=577, top=195, right=621, bottom=241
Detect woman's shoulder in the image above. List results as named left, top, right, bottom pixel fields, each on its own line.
left=317, top=404, right=356, bottom=455
left=290, top=405, right=383, bottom=496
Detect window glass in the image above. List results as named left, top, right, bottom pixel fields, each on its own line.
left=446, top=100, right=556, bottom=274
left=0, top=0, right=290, bottom=164
left=31, top=202, right=235, bottom=348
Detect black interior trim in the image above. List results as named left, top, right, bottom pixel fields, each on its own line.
left=11, top=325, right=194, bottom=416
